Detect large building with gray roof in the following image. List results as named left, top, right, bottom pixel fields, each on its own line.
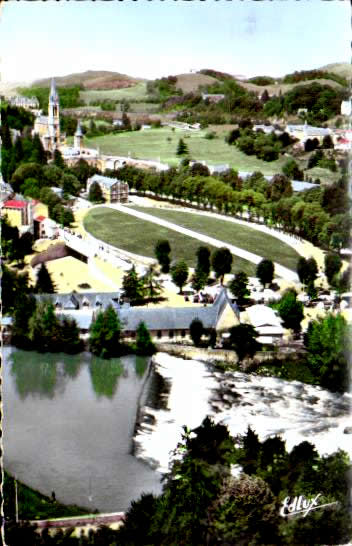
left=35, top=288, right=240, bottom=342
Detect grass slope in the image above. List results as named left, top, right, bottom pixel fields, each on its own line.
left=80, top=82, right=149, bottom=103
left=33, top=70, right=140, bottom=88
left=131, top=207, right=300, bottom=271
left=84, top=127, right=287, bottom=173
left=83, top=207, right=256, bottom=274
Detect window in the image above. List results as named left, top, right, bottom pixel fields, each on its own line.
left=169, top=330, right=174, bottom=339
left=157, top=331, right=162, bottom=339
left=181, top=330, right=186, bottom=338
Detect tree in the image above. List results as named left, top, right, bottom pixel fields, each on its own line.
left=304, top=314, right=349, bottom=393
left=228, top=271, right=250, bottom=307
left=266, top=174, right=292, bottom=201
left=297, top=257, right=310, bottom=285
left=89, top=305, right=122, bottom=359
left=211, top=248, right=233, bottom=285
left=176, top=138, right=188, bottom=156
left=122, top=265, right=145, bottom=304
left=256, top=259, right=274, bottom=288
left=322, top=134, right=334, bottom=149
left=62, top=173, right=80, bottom=197
left=171, top=260, right=189, bottom=294
left=28, top=300, right=61, bottom=352
left=135, top=321, right=156, bottom=355
left=277, top=289, right=304, bottom=333
left=190, top=318, right=204, bottom=347
left=192, top=246, right=211, bottom=291
left=155, top=239, right=171, bottom=274
left=227, top=324, right=260, bottom=362
left=53, top=148, right=65, bottom=169
left=88, top=181, right=104, bottom=203
left=196, top=246, right=211, bottom=277
left=306, top=257, right=318, bottom=285
left=142, top=263, right=162, bottom=300
left=11, top=293, right=37, bottom=349
left=282, top=158, right=303, bottom=181
left=35, top=263, right=56, bottom=293
left=324, top=252, right=342, bottom=286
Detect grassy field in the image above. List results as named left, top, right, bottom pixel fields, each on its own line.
left=80, top=82, right=149, bottom=103
left=83, top=207, right=256, bottom=275
left=130, top=207, right=300, bottom=271
left=84, top=127, right=288, bottom=173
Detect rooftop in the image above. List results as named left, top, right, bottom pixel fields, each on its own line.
left=3, top=199, right=28, bottom=209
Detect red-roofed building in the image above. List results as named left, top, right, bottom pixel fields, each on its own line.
left=3, top=199, right=33, bottom=228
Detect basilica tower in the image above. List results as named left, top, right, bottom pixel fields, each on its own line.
left=48, top=78, right=60, bottom=149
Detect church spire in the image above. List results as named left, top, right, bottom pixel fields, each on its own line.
left=49, top=78, right=58, bottom=103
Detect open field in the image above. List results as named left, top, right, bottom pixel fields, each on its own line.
left=175, top=73, right=218, bottom=93
left=80, top=82, right=149, bottom=103
left=130, top=206, right=301, bottom=271
left=83, top=207, right=256, bottom=274
left=84, top=127, right=288, bottom=173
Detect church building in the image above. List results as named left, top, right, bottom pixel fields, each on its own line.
left=33, top=79, right=65, bottom=152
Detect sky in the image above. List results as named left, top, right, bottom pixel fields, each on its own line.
left=0, top=1, right=350, bottom=83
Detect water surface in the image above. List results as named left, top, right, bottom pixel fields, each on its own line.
left=3, top=347, right=162, bottom=512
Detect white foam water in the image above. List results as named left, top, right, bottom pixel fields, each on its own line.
left=133, top=352, right=352, bottom=474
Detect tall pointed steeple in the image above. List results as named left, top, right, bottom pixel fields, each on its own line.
left=48, top=77, right=60, bottom=151
left=49, top=78, right=59, bottom=103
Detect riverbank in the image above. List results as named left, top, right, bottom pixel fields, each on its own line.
left=4, top=471, right=91, bottom=521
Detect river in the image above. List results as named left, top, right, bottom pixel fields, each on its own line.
left=134, top=352, right=352, bottom=473
left=3, top=347, right=162, bottom=513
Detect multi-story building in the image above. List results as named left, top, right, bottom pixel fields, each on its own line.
left=2, top=199, right=33, bottom=229
left=86, top=174, right=129, bottom=203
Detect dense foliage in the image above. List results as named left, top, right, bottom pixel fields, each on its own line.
left=17, top=85, right=84, bottom=113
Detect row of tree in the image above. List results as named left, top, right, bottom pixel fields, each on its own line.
left=106, top=163, right=350, bottom=252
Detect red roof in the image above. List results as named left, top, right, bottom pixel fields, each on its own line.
left=3, top=200, right=28, bottom=209
left=35, top=215, right=46, bottom=222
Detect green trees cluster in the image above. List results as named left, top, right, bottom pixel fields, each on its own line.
left=263, top=82, right=345, bottom=124
left=11, top=299, right=83, bottom=353
left=304, top=313, right=349, bottom=393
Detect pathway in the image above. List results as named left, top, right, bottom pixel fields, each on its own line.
left=107, top=204, right=299, bottom=282
left=129, top=195, right=327, bottom=268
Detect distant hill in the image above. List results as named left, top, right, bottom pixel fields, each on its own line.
left=318, top=62, right=352, bottom=80
left=33, top=70, right=143, bottom=90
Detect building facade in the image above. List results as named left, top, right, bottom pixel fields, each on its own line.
left=87, top=174, right=129, bottom=203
